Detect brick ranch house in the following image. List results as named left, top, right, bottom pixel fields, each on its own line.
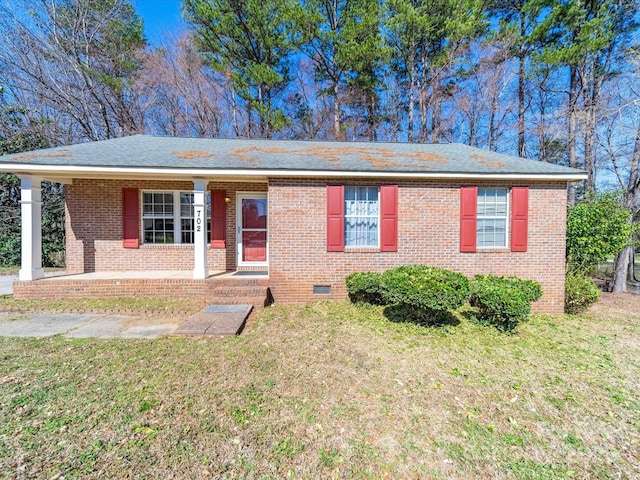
left=0, top=135, right=586, bottom=313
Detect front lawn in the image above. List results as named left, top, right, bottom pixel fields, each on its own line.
left=1, top=295, right=639, bottom=479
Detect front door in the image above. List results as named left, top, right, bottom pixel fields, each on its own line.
left=237, top=193, right=268, bottom=267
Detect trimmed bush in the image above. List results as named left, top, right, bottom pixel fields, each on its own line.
left=470, top=275, right=542, bottom=332
left=381, top=265, right=471, bottom=314
left=345, top=272, right=385, bottom=305
left=565, top=272, right=601, bottom=314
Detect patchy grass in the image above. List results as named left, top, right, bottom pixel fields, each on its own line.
left=0, top=266, right=18, bottom=276
left=0, top=296, right=207, bottom=314
left=1, top=295, right=639, bottom=478
left=0, top=266, right=64, bottom=276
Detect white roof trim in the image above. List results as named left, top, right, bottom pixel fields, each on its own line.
left=3, top=163, right=588, bottom=182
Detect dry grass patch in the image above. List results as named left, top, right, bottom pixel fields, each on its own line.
left=1, top=299, right=639, bottom=479
left=0, top=296, right=207, bottom=314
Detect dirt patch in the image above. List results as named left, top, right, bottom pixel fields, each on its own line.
left=231, top=145, right=448, bottom=170
left=478, top=159, right=505, bottom=168
left=11, top=150, right=72, bottom=161
left=587, top=292, right=640, bottom=321
left=172, top=150, right=214, bottom=159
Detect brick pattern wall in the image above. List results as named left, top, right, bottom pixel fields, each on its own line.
left=63, top=177, right=568, bottom=314
left=65, top=179, right=267, bottom=273
left=13, top=277, right=271, bottom=308
left=268, top=178, right=568, bottom=314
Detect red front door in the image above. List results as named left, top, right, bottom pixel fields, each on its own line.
left=238, top=194, right=268, bottom=264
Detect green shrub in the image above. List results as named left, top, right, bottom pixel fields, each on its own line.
left=470, top=275, right=542, bottom=332
left=345, top=272, right=385, bottom=305
left=566, top=193, right=633, bottom=273
left=381, top=265, right=471, bottom=314
left=564, top=272, right=601, bottom=314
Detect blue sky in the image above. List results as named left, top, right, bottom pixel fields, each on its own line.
left=134, top=0, right=185, bottom=46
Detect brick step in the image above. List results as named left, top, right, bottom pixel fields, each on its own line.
left=208, top=286, right=272, bottom=309
left=208, top=286, right=268, bottom=296
left=209, top=296, right=270, bottom=309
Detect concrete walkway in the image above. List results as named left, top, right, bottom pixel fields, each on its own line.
left=0, top=312, right=178, bottom=339
left=0, top=304, right=253, bottom=339
left=173, top=304, right=252, bottom=336
left=0, top=275, right=17, bottom=296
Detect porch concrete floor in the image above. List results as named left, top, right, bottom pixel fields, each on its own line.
left=31, top=270, right=268, bottom=281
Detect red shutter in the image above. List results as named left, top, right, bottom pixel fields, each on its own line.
left=380, top=184, right=398, bottom=252
left=460, top=186, right=477, bottom=252
left=211, top=190, right=227, bottom=248
left=122, top=188, right=139, bottom=249
left=327, top=185, right=344, bottom=252
left=511, top=186, right=529, bottom=252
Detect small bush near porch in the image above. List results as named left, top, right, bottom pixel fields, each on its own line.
left=1, top=294, right=639, bottom=479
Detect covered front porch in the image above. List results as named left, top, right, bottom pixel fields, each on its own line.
left=18, top=174, right=270, bottom=280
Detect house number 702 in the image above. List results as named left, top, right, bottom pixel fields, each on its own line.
left=196, top=209, right=202, bottom=232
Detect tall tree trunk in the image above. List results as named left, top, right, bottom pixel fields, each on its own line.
left=612, top=247, right=632, bottom=292
left=567, top=65, right=580, bottom=206
left=230, top=83, right=240, bottom=137
left=333, top=80, right=342, bottom=140
left=583, top=64, right=598, bottom=196
left=431, top=69, right=441, bottom=143
left=518, top=11, right=526, bottom=157
left=489, top=87, right=499, bottom=151
left=408, top=67, right=415, bottom=142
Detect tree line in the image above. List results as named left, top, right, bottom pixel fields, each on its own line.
left=0, top=0, right=638, bottom=287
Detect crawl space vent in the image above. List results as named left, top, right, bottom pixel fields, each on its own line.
left=313, top=285, right=332, bottom=295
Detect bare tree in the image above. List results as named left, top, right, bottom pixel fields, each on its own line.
left=0, top=0, right=145, bottom=144
left=136, top=33, right=226, bottom=137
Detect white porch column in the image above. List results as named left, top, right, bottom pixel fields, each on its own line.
left=192, top=179, right=209, bottom=279
left=18, top=175, right=44, bottom=281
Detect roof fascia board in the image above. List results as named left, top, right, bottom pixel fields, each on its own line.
left=2, top=163, right=588, bottom=182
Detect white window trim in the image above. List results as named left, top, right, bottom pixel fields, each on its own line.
left=477, top=187, right=509, bottom=249
left=141, top=190, right=200, bottom=245
left=344, top=186, right=381, bottom=249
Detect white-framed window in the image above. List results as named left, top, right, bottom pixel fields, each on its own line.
left=142, top=191, right=211, bottom=244
left=477, top=188, right=508, bottom=248
left=344, top=186, right=379, bottom=247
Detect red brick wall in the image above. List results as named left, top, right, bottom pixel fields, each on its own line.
left=268, top=179, right=568, bottom=314
left=64, top=177, right=568, bottom=314
left=65, top=179, right=267, bottom=273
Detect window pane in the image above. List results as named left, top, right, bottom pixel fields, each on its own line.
left=180, top=193, right=194, bottom=217
left=142, top=191, right=176, bottom=244
left=477, top=188, right=508, bottom=248
left=242, top=198, right=267, bottom=229
left=344, top=186, right=379, bottom=247
left=181, top=218, right=194, bottom=244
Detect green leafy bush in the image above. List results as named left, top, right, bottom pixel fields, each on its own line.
left=564, top=272, right=601, bottom=314
left=345, top=272, right=384, bottom=305
left=470, top=275, right=542, bottom=332
left=381, top=265, right=471, bottom=314
left=566, top=193, right=633, bottom=273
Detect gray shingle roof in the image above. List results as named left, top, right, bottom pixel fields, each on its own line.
left=0, top=134, right=585, bottom=178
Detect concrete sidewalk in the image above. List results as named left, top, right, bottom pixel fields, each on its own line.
left=0, top=275, right=17, bottom=296
left=0, top=312, right=178, bottom=339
